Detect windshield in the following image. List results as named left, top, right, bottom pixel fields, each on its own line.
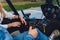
left=1, top=0, right=60, bottom=19
left=2, top=0, right=60, bottom=11
left=1, top=0, right=60, bottom=38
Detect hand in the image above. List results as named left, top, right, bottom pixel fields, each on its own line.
left=8, top=22, right=21, bottom=28
left=28, top=26, right=38, bottom=38
left=20, top=16, right=27, bottom=25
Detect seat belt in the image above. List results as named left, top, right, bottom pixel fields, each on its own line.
left=6, top=0, right=19, bottom=15
left=56, top=0, right=60, bottom=7
left=6, top=0, right=29, bottom=19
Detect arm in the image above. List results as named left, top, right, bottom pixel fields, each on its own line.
left=2, top=8, right=26, bottom=25
left=2, top=8, right=22, bottom=19
left=0, top=22, right=21, bottom=29
left=2, top=8, right=15, bottom=19
left=1, top=3, right=18, bottom=19
left=0, top=3, right=6, bottom=17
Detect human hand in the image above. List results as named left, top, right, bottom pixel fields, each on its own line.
left=28, top=26, right=38, bottom=38
left=8, top=22, right=21, bottom=28
left=20, top=16, right=27, bottom=25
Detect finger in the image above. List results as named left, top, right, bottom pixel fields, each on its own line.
left=21, top=20, right=23, bottom=24
left=20, top=18, right=23, bottom=24
left=29, top=26, right=32, bottom=30
left=34, top=28, right=37, bottom=31
left=24, top=21, right=27, bottom=25
left=16, top=22, right=21, bottom=26
left=17, top=26, right=20, bottom=27
left=33, top=28, right=37, bottom=31
left=19, top=22, right=21, bottom=24
left=17, top=22, right=20, bottom=24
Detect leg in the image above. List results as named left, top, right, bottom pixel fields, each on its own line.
left=14, top=31, right=28, bottom=40
left=35, top=29, right=49, bottom=40
left=0, top=26, right=13, bottom=40
left=14, top=29, right=49, bottom=40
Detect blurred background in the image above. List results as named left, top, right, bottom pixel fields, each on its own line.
left=0, top=0, right=59, bottom=11
left=0, top=0, right=60, bottom=39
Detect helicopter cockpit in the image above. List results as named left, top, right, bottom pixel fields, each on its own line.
left=1, top=0, right=60, bottom=40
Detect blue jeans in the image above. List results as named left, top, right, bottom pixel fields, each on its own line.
left=14, top=29, right=49, bottom=40
left=0, top=26, right=49, bottom=40
left=0, top=26, right=13, bottom=40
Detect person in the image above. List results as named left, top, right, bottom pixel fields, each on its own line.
left=0, top=3, right=49, bottom=40
left=0, top=3, right=26, bottom=28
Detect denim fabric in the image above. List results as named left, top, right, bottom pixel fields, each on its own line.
left=35, top=29, right=49, bottom=40
left=24, top=34, right=34, bottom=40
left=0, top=26, right=13, bottom=40
left=14, top=29, right=49, bottom=40
left=0, top=26, right=49, bottom=40
left=14, top=31, right=28, bottom=40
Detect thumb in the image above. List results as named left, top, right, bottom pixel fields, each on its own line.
left=29, top=26, right=32, bottom=30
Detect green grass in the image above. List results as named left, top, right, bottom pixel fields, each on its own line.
left=3, top=2, right=44, bottom=11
